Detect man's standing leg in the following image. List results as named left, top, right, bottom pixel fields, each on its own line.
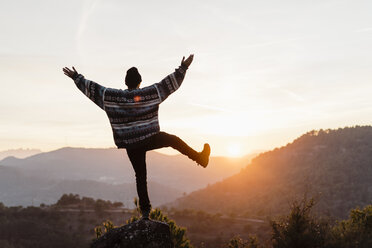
left=126, top=148, right=151, bottom=219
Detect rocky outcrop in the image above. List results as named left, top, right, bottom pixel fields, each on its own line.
left=91, top=219, right=173, bottom=248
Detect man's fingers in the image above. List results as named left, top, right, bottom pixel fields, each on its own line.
left=62, top=67, right=75, bottom=73
left=62, top=67, right=75, bottom=78
left=185, top=54, right=193, bottom=63
left=182, top=54, right=193, bottom=66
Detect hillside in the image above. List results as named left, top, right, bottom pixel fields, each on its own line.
left=173, top=126, right=372, bottom=219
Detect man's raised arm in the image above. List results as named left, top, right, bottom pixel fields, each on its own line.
left=154, top=54, right=193, bottom=102
left=63, top=66, right=106, bottom=110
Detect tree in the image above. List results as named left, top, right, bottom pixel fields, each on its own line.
left=330, top=205, right=372, bottom=248
left=56, top=193, right=80, bottom=206
left=224, top=235, right=262, bottom=248
left=81, top=196, right=95, bottom=208
left=94, top=199, right=107, bottom=217
left=270, top=197, right=329, bottom=248
left=113, top=202, right=124, bottom=208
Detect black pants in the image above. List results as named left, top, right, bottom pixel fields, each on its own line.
left=126, top=132, right=199, bottom=213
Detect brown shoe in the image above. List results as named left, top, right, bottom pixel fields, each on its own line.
left=198, top=143, right=211, bottom=168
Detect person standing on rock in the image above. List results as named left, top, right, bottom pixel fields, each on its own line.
left=63, top=54, right=211, bottom=219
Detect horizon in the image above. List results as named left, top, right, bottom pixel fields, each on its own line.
left=0, top=145, right=259, bottom=159
left=2, top=124, right=369, bottom=159
left=1, top=0, right=372, bottom=157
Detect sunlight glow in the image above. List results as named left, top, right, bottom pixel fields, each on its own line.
left=227, top=143, right=242, bottom=157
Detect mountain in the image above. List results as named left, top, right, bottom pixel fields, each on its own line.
left=0, top=148, right=42, bottom=160
left=0, top=147, right=254, bottom=207
left=0, top=147, right=252, bottom=193
left=172, top=126, right=372, bottom=219
left=0, top=165, right=181, bottom=207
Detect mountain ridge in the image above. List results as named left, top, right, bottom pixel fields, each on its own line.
left=0, top=148, right=42, bottom=160
left=0, top=147, right=252, bottom=191
left=0, top=147, right=254, bottom=207
left=172, top=126, right=372, bottom=219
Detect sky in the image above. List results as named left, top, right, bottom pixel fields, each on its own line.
left=1, top=0, right=372, bottom=157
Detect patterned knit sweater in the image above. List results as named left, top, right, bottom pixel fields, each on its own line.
left=74, top=65, right=188, bottom=148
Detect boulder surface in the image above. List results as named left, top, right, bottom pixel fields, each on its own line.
left=91, top=219, right=173, bottom=248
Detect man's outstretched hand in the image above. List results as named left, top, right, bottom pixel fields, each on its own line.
left=181, top=54, right=194, bottom=68
left=63, top=66, right=78, bottom=79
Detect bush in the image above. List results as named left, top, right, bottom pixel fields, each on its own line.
left=330, top=205, right=372, bottom=248
left=270, top=198, right=330, bottom=248
left=224, top=235, right=262, bottom=248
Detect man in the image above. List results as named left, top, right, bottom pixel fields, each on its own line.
left=63, top=54, right=210, bottom=219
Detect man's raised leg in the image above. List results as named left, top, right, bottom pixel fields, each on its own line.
left=142, top=132, right=211, bottom=167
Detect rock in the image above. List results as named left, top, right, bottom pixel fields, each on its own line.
left=91, top=219, right=174, bottom=248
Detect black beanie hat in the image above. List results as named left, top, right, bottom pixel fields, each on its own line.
left=125, top=67, right=142, bottom=88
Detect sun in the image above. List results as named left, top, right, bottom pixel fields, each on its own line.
left=227, top=143, right=242, bottom=157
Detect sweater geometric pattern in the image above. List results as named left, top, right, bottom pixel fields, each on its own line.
left=74, top=66, right=187, bottom=148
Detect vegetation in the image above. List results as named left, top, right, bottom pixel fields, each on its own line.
left=270, top=198, right=329, bottom=248
left=56, top=193, right=124, bottom=209
left=329, top=205, right=372, bottom=248
left=0, top=204, right=87, bottom=248
left=223, top=235, right=262, bottom=248
left=0, top=194, right=370, bottom=247
left=175, top=126, right=372, bottom=219
left=222, top=198, right=372, bottom=248
left=0, top=194, right=127, bottom=248
left=269, top=198, right=371, bottom=248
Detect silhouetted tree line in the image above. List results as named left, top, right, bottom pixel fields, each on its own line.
left=222, top=198, right=371, bottom=248
left=0, top=196, right=370, bottom=247
left=0, top=203, right=86, bottom=248
left=55, top=193, right=124, bottom=210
